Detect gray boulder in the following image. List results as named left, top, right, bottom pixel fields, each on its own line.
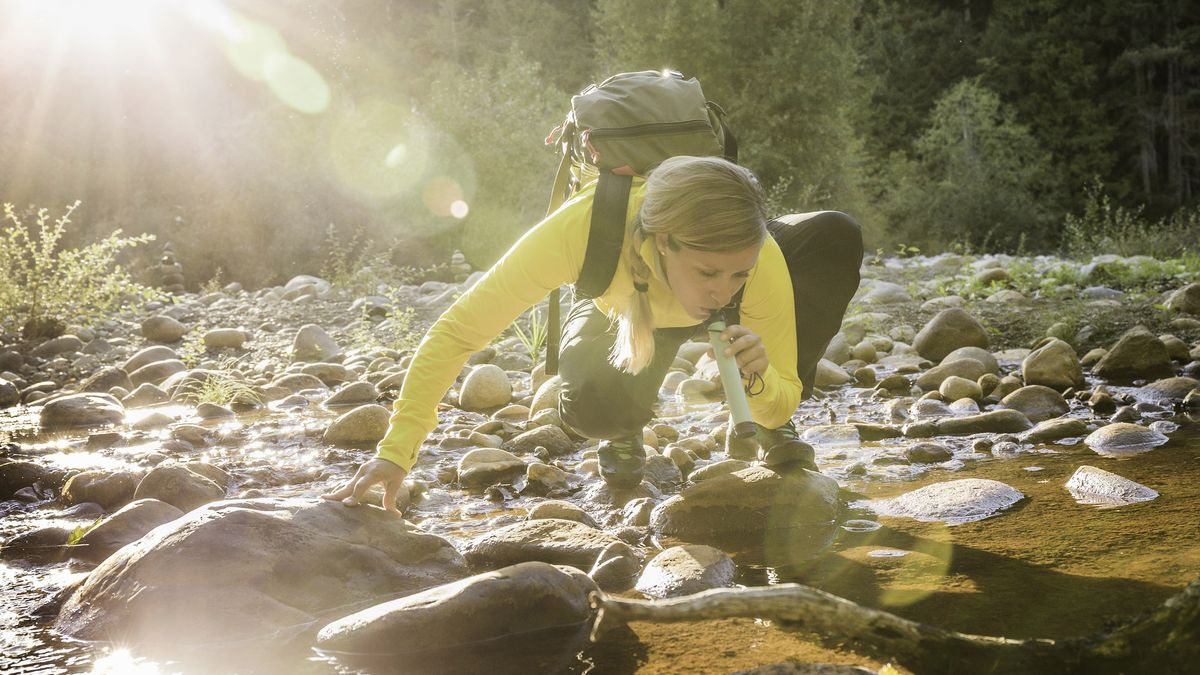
left=1022, top=338, right=1084, bottom=390
left=940, top=346, right=999, bottom=375
left=857, top=478, right=1024, bottom=524
left=1085, top=423, right=1169, bottom=458
left=122, top=346, right=179, bottom=373
left=0, top=377, right=18, bottom=408
left=1094, top=326, right=1174, bottom=382
left=323, top=381, right=380, bottom=408
left=459, top=364, right=512, bottom=411
left=129, top=359, right=186, bottom=387
left=1139, top=377, right=1200, bottom=403
left=1164, top=282, right=1200, bottom=315
left=74, top=499, right=186, bottom=562
left=462, top=518, right=625, bottom=571
left=55, top=498, right=468, bottom=647
left=322, top=404, right=390, bottom=447
left=40, top=393, right=124, bottom=430
left=507, top=424, right=574, bottom=456
left=61, top=470, right=142, bottom=510
left=121, top=383, right=170, bottom=408
left=526, top=501, right=598, bottom=528
left=141, top=316, right=188, bottom=343
left=649, top=466, right=838, bottom=564
left=1019, top=417, right=1089, bottom=444
left=905, top=442, right=953, bottom=463
left=634, top=544, right=736, bottom=599
left=31, top=335, right=84, bottom=358
left=79, top=367, right=133, bottom=393
left=133, top=465, right=226, bottom=512
left=1065, top=465, right=1159, bottom=507
left=1000, top=385, right=1070, bottom=423
left=317, top=562, right=595, bottom=667
left=913, top=309, right=989, bottom=362
left=291, top=324, right=341, bottom=363
left=202, top=329, right=247, bottom=350
left=457, top=448, right=526, bottom=489
left=915, top=358, right=988, bottom=392
left=935, top=409, right=1033, bottom=436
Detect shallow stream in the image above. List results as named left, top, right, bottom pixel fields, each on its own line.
left=2, top=378, right=1198, bottom=674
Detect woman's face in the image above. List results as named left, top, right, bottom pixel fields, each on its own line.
left=655, top=233, right=763, bottom=321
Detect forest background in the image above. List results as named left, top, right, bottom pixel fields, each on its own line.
left=0, top=0, right=1197, bottom=290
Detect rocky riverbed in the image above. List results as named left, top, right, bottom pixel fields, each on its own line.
left=2, top=252, right=1199, bottom=674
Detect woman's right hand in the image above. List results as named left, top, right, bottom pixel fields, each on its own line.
left=320, top=458, right=408, bottom=514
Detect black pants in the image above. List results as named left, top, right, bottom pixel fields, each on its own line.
left=557, top=211, right=862, bottom=441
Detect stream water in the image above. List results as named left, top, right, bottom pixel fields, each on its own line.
left=2, top=378, right=1198, bottom=674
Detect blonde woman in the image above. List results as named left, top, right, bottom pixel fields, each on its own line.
left=324, top=156, right=862, bottom=506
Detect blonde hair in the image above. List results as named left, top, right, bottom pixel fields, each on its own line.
left=610, top=156, right=767, bottom=374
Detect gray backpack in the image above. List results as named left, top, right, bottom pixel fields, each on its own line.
left=543, top=70, right=738, bottom=373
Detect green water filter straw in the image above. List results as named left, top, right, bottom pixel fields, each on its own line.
left=707, top=315, right=757, bottom=439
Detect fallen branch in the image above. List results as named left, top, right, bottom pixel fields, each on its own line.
left=590, top=576, right=1200, bottom=674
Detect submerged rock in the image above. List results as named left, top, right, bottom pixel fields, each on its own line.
left=857, top=478, right=1025, bottom=525
left=55, top=498, right=468, bottom=647
left=39, top=393, right=124, bottom=430
left=1084, top=423, right=1169, bottom=457
left=1065, top=465, right=1159, bottom=507
left=649, top=466, right=839, bottom=563
left=463, top=518, right=625, bottom=571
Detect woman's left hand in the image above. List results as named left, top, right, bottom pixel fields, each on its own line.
left=712, top=324, right=769, bottom=378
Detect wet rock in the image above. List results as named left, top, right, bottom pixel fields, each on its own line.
left=689, top=459, right=751, bottom=482
left=941, top=346, right=999, bottom=374
left=1, top=461, right=54, bottom=498
left=939, top=376, right=982, bottom=401
left=644, top=454, right=683, bottom=488
left=1084, top=423, right=1169, bottom=457
left=272, top=373, right=326, bottom=393
left=528, top=375, right=563, bottom=416
left=916, top=358, right=988, bottom=392
left=460, top=364, right=512, bottom=411
left=458, top=448, right=526, bottom=489
left=291, top=324, right=341, bottom=363
left=129, top=359, right=186, bottom=387
left=40, top=393, right=124, bottom=430
left=323, top=381, right=379, bottom=408
left=78, top=366, right=132, bottom=394
left=935, top=409, right=1033, bottom=436
left=909, top=398, right=954, bottom=420
left=999, top=385, right=1070, bottom=423
left=1087, top=390, right=1118, bottom=414
left=1094, top=326, right=1174, bottom=382
left=1065, top=465, right=1159, bottom=507
left=1019, top=417, right=1089, bottom=444
left=524, top=462, right=570, bottom=494
left=1160, top=334, right=1191, bottom=362
left=1164, top=282, right=1200, bottom=315
left=0, top=377, right=18, bottom=408
left=905, top=442, right=953, bottom=463
left=31, top=334, right=84, bottom=358
left=507, top=424, right=573, bottom=456
left=526, top=501, right=597, bottom=528
left=857, top=478, right=1024, bottom=524
left=74, top=499, right=186, bottom=562
left=913, top=308, right=989, bottom=362
left=1022, top=338, right=1084, bottom=390
left=195, top=402, right=235, bottom=419
left=132, top=412, right=174, bottom=430
left=462, top=518, right=625, bottom=571
left=1139, top=377, right=1200, bottom=403
left=133, top=465, right=226, bottom=512
left=814, top=359, right=853, bottom=387
left=589, top=541, right=642, bottom=592
left=141, top=316, right=188, bottom=343
left=634, top=544, right=735, bottom=599
left=56, top=498, right=468, bottom=647
left=322, top=404, right=390, bottom=447
left=649, top=466, right=838, bottom=558
left=1, top=526, right=71, bottom=560
left=61, top=470, right=142, bottom=510
left=316, top=562, right=595, bottom=663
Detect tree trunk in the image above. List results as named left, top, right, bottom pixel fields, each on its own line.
left=590, top=576, right=1200, bottom=674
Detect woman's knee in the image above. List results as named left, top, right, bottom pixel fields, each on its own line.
left=557, top=378, right=649, bottom=440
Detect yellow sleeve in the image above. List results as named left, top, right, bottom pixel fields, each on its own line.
left=374, top=191, right=594, bottom=471
left=738, top=237, right=802, bottom=428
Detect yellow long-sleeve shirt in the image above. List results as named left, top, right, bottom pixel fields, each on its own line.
left=375, top=181, right=800, bottom=471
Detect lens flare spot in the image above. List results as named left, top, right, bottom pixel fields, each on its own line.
left=450, top=200, right=470, bottom=219
left=328, top=102, right=431, bottom=199
left=422, top=177, right=465, bottom=218
left=384, top=143, right=408, bottom=168
left=221, top=13, right=287, bottom=83
left=263, top=52, right=330, bottom=114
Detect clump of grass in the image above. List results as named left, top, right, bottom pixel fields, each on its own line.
left=1062, top=180, right=1200, bottom=261
left=66, top=517, right=103, bottom=547
left=511, top=306, right=549, bottom=366
left=178, top=361, right=263, bottom=406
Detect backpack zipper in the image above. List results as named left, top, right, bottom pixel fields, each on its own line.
left=584, top=119, right=714, bottom=140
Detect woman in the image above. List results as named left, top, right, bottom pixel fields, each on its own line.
left=323, top=156, right=862, bottom=509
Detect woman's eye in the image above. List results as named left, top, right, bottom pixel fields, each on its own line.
left=699, top=270, right=719, bottom=278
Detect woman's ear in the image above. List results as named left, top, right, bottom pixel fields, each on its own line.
left=654, top=233, right=670, bottom=256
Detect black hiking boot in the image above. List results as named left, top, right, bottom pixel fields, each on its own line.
left=597, top=438, right=645, bottom=489
left=756, top=421, right=818, bottom=472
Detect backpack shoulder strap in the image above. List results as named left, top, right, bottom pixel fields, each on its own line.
left=574, top=172, right=633, bottom=299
